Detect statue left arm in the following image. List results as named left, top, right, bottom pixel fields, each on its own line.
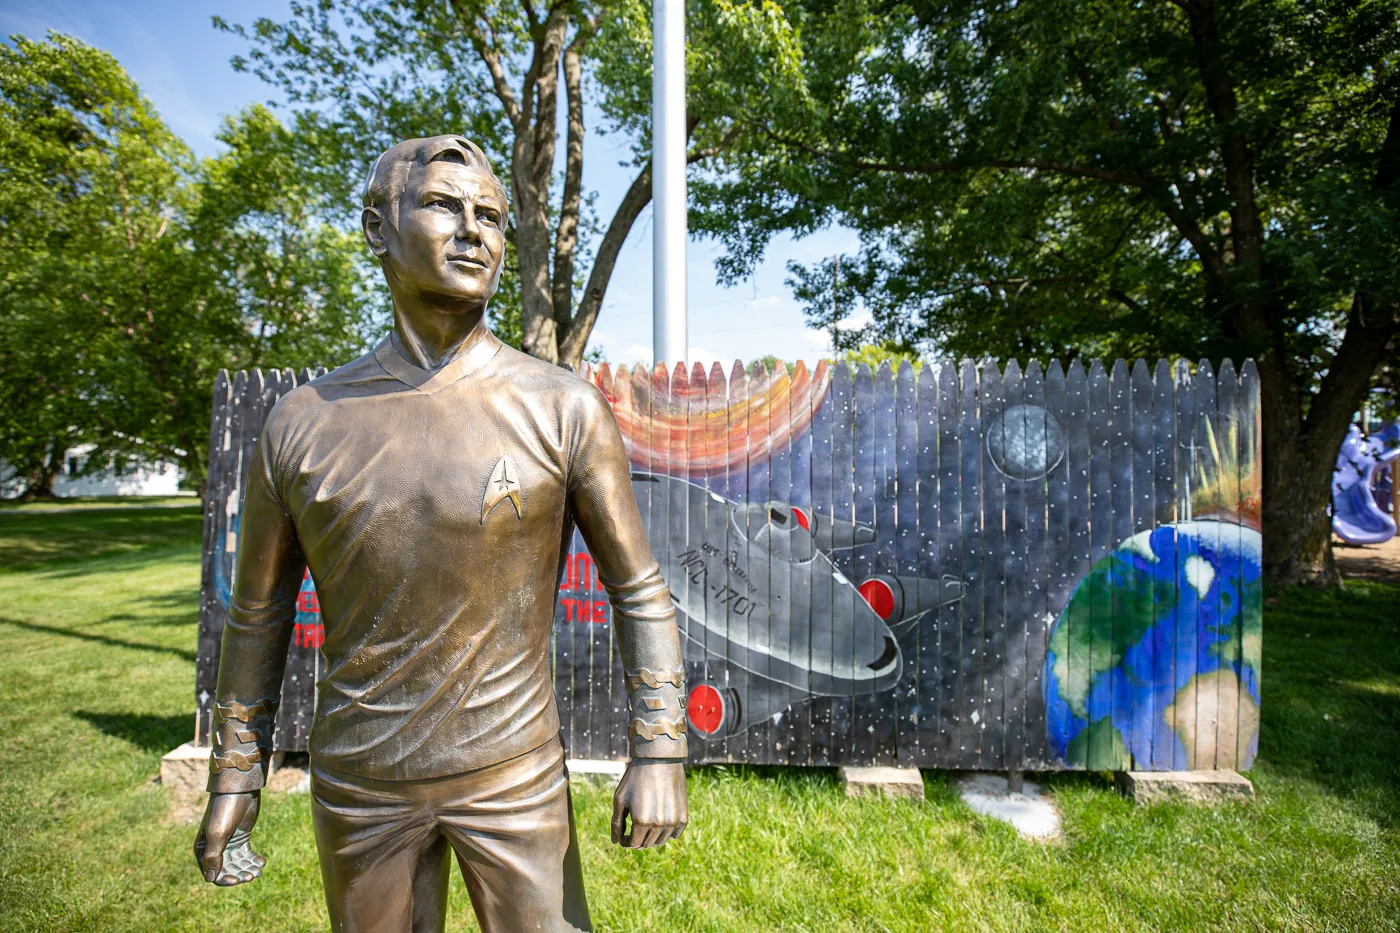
left=566, top=385, right=689, bottom=848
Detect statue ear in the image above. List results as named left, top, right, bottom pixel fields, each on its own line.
left=362, top=206, right=389, bottom=257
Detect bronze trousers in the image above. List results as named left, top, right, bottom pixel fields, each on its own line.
left=310, top=739, right=592, bottom=933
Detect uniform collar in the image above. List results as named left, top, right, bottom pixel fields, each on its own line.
left=374, top=328, right=502, bottom=395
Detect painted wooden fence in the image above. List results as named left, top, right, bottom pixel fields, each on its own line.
left=196, top=358, right=1262, bottom=772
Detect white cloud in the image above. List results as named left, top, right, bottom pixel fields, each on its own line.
left=835, top=309, right=874, bottom=331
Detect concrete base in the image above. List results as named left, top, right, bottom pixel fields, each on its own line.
left=1115, top=769, right=1254, bottom=805
left=160, top=742, right=210, bottom=806
left=958, top=773, right=1061, bottom=840
left=161, top=743, right=310, bottom=805
left=566, top=758, right=626, bottom=783
left=837, top=766, right=925, bottom=800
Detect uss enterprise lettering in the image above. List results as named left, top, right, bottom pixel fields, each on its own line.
left=676, top=547, right=759, bottom=618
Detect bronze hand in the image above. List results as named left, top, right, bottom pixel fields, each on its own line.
left=610, top=759, right=688, bottom=849
left=195, top=791, right=265, bottom=885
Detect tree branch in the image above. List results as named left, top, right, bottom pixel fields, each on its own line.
left=551, top=39, right=585, bottom=328
left=559, top=162, right=653, bottom=366
left=452, top=1, right=523, bottom=130
left=529, top=7, right=570, bottom=188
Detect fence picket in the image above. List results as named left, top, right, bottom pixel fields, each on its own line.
left=1238, top=360, right=1262, bottom=770
left=980, top=362, right=1007, bottom=767
left=768, top=363, right=797, bottom=763
left=1086, top=361, right=1114, bottom=769
left=1214, top=359, right=1241, bottom=770
left=914, top=363, right=940, bottom=759
left=1001, top=360, right=1027, bottom=769
left=1151, top=360, right=1177, bottom=770
left=936, top=363, right=962, bottom=761
left=808, top=361, right=835, bottom=766
left=957, top=361, right=982, bottom=769
left=895, top=361, right=921, bottom=766
left=1129, top=360, right=1155, bottom=769
left=1043, top=361, right=1072, bottom=769
left=1022, top=360, right=1050, bottom=769
left=872, top=362, right=899, bottom=764
left=830, top=362, right=855, bottom=764
left=1173, top=360, right=1198, bottom=770
left=788, top=362, right=815, bottom=766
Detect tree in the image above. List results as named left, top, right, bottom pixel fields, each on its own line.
left=0, top=34, right=380, bottom=497
left=215, top=0, right=806, bottom=368
left=693, top=0, right=1400, bottom=584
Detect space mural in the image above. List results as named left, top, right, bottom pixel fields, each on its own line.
left=199, top=357, right=1262, bottom=772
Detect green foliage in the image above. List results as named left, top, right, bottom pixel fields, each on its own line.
left=0, top=34, right=383, bottom=496
left=843, top=341, right=923, bottom=373
left=216, top=0, right=811, bottom=365
left=695, top=0, right=1400, bottom=366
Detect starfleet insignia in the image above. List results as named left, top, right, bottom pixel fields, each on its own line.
left=482, top=454, right=524, bottom=523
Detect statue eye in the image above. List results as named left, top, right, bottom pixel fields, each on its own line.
left=429, top=197, right=460, bottom=213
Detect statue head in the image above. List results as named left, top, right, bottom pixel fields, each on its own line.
left=361, top=135, right=509, bottom=307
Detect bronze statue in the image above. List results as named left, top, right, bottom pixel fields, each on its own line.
left=194, top=135, right=688, bottom=933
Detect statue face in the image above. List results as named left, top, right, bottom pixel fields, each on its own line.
left=370, top=160, right=506, bottom=305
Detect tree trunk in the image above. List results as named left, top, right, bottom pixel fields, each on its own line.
left=1260, top=400, right=1339, bottom=585
left=1259, top=294, right=1399, bottom=585
left=20, top=438, right=61, bottom=500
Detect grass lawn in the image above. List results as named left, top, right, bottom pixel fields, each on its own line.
left=0, top=507, right=1397, bottom=932
left=0, top=496, right=200, bottom=512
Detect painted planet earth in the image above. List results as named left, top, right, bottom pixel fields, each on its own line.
left=1044, top=519, right=1262, bottom=770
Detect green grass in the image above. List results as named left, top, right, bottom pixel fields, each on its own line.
left=0, top=495, right=200, bottom=512
left=0, top=508, right=1397, bottom=932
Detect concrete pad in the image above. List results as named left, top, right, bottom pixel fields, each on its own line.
left=838, top=765, right=925, bottom=800
left=566, top=758, right=626, bottom=783
left=958, top=773, right=1061, bottom=840
left=266, top=762, right=310, bottom=794
left=1115, top=769, right=1254, bottom=805
left=160, top=742, right=210, bottom=805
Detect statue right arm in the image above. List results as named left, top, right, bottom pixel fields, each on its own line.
left=206, top=430, right=305, bottom=794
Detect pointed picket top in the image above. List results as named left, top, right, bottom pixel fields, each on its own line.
left=709, top=360, right=726, bottom=391
left=1131, top=358, right=1151, bottom=384
left=1004, top=357, right=1023, bottom=383
left=611, top=364, right=634, bottom=418
left=1218, top=357, right=1237, bottom=389
left=1025, top=358, right=1043, bottom=382
left=596, top=362, right=615, bottom=401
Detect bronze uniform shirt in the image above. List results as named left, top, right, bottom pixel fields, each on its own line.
left=209, top=330, right=685, bottom=792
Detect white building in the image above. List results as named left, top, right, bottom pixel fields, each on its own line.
left=1, top=444, right=189, bottom=498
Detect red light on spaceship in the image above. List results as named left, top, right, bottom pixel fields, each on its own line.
left=790, top=506, right=811, bottom=531
left=687, top=684, right=725, bottom=735
left=858, top=578, right=896, bottom=620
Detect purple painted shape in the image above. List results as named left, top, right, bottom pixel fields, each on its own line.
left=1332, top=423, right=1400, bottom=545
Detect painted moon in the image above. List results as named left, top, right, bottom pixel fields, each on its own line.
left=986, top=404, right=1066, bottom=480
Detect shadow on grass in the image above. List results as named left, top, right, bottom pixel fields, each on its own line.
left=0, top=616, right=196, bottom=662
left=1255, top=580, right=1400, bottom=828
left=0, top=508, right=203, bottom=572
left=74, top=711, right=194, bottom=753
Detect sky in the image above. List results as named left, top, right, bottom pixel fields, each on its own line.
left=0, top=0, right=865, bottom=368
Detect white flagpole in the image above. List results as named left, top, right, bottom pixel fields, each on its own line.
left=652, top=0, right=687, bottom=367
